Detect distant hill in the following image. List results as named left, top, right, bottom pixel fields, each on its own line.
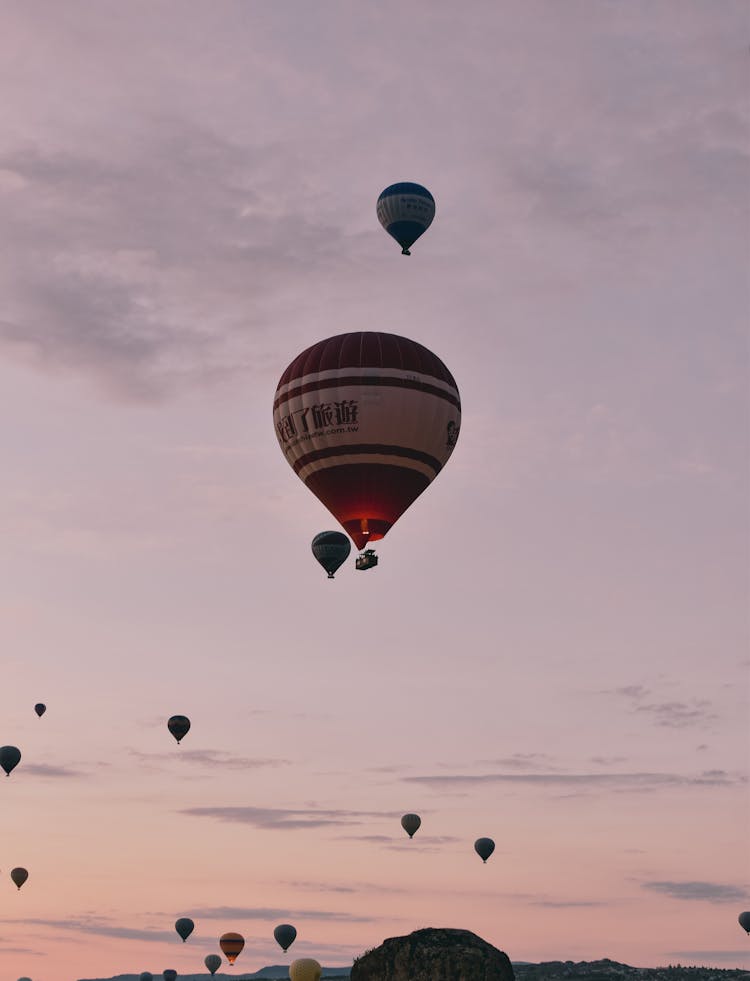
left=79, top=959, right=750, bottom=981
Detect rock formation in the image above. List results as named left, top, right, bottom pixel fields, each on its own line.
left=351, top=927, right=515, bottom=981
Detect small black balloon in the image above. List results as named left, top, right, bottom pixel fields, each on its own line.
left=474, top=837, right=495, bottom=863
left=34, top=703, right=46, bottom=717
left=167, top=716, right=190, bottom=744
left=274, top=923, right=297, bottom=951
left=0, top=746, right=21, bottom=777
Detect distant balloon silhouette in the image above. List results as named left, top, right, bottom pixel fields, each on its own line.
left=204, top=954, right=221, bottom=975
left=0, top=746, right=21, bottom=776
left=220, top=931, right=245, bottom=964
left=174, top=917, right=194, bottom=942
left=162, top=971, right=177, bottom=981
left=311, top=531, right=351, bottom=578
left=34, top=703, right=46, bottom=717
left=474, top=837, right=495, bottom=863
left=401, top=813, right=421, bottom=838
left=167, top=715, right=190, bottom=744
left=18, top=977, right=32, bottom=981
left=739, top=911, right=750, bottom=933
left=11, top=867, right=29, bottom=890
left=377, top=182, right=435, bottom=255
left=274, top=923, right=297, bottom=951
left=139, top=974, right=153, bottom=981
left=290, top=958, right=322, bottom=981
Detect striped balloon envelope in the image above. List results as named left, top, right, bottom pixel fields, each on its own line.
left=273, top=332, right=461, bottom=550
left=376, top=182, right=435, bottom=254
left=219, top=931, right=245, bottom=964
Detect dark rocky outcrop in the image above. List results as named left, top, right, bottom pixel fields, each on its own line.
left=351, top=927, right=515, bottom=981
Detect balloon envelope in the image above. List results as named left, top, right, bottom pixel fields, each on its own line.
left=401, top=813, right=421, bottom=838
left=376, top=182, right=435, bottom=255
left=34, top=703, right=46, bottom=717
left=0, top=745, right=21, bottom=776
left=274, top=923, right=297, bottom=951
left=274, top=332, right=461, bottom=550
left=474, top=837, right=495, bottom=863
left=174, top=917, right=194, bottom=942
left=220, top=931, right=245, bottom=964
left=167, top=715, right=190, bottom=744
left=204, top=954, right=222, bottom=975
left=311, top=531, right=351, bottom=578
left=162, top=972, right=177, bottom=981
left=139, top=974, right=153, bottom=981
left=11, top=867, right=29, bottom=890
left=290, top=958, right=322, bottom=981
left=739, top=911, right=750, bottom=933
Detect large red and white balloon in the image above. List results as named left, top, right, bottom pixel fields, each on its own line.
left=273, top=332, right=461, bottom=549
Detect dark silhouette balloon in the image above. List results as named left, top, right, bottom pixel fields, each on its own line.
left=401, top=813, right=421, bottom=838
left=162, top=971, right=177, bottom=981
left=274, top=923, right=297, bottom=951
left=174, top=917, right=194, bottom=942
left=0, top=746, right=21, bottom=776
left=220, top=931, right=245, bottom=964
left=739, top=911, right=750, bottom=933
left=204, top=954, right=221, bottom=975
left=34, top=704, right=46, bottom=717
left=377, top=182, right=435, bottom=255
left=139, top=974, right=153, bottom=981
left=274, top=333, right=461, bottom=550
left=167, top=716, right=190, bottom=744
left=311, top=531, right=351, bottom=578
left=474, top=837, right=495, bottom=863
left=11, top=867, right=29, bottom=890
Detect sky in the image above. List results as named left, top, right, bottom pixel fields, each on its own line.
left=0, top=2, right=748, bottom=979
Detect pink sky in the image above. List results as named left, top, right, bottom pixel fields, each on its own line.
left=0, top=2, right=748, bottom=979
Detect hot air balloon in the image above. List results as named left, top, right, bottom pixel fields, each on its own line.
left=0, top=746, right=21, bottom=776
left=274, top=333, right=461, bottom=552
left=167, top=716, right=190, bottom=744
left=377, top=182, right=435, bottom=255
left=17, top=977, right=32, bottom=981
left=290, top=959, right=322, bottom=981
left=204, top=955, right=222, bottom=976
left=11, top=867, right=29, bottom=890
left=162, top=971, right=177, bottom=981
left=739, top=911, right=750, bottom=933
left=220, top=932, right=245, bottom=964
left=174, top=917, right=194, bottom=942
left=311, top=531, right=351, bottom=578
left=474, top=837, right=495, bottom=863
left=139, top=974, right=153, bottom=981
left=401, top=813, right=421, bottom=838
left=274, top=923, right=297, bottom=952
left=34, top=704, right=46, bottom=717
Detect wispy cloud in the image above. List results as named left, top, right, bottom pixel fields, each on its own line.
left=633, top=700, right=718, bottom=728
left=22, top=763, right=85, bottom=778
left=181, top=805, right=398, bottom=829
left=190, top=905, right=371, bottom=922
left=4, top=916, right=174, bottom=943
left=404, top=770, right=741, bottom=791
left=601, top=685, right=718, bottom=728
left=130, top=748, right=290, bottom=770
left=642, top=881, right=749, bottom=903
